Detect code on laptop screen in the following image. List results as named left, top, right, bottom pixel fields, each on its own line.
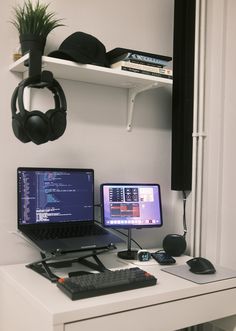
left=17, top=168, right=94, bottom=224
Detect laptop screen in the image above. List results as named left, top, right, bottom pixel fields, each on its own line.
left=100, top=183, right=163, bottom=229
left=17, top=167, right=94, bottom=225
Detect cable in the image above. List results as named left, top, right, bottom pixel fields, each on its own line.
left=113, top=228, right=143, bottom=250
left=182, top=190, right=187, bottom=238
left=94, top=220, right=143, bottom=250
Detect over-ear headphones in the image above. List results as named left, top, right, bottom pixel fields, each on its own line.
left=11, top=75, right=67, bottom=145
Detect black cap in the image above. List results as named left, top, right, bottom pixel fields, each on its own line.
left=48, top=32, right=109, bottom=67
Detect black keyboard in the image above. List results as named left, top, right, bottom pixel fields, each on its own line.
left=57, top=267, right=157, bottom=300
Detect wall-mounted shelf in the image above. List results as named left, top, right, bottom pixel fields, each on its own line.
left=9, top=53, right=172, bottom=131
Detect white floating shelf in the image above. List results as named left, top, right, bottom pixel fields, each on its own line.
left=9, top=53, right=173, bottom=130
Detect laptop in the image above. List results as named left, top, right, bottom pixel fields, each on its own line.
left=17, top=167, right=123, bottom=254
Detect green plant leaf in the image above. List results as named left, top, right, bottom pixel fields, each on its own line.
left=10, top=0, right=65, bottom=38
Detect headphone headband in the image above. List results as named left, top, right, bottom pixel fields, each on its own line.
left=16, top=76, right=67, bottom=116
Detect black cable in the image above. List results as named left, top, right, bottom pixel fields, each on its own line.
left=94, top=203, right=102, bottom=208
left=113, top=228, right=143, bottom=250
left=182, top=190, right=187, bottom=238
left=94, top=220, right=143, bottom=250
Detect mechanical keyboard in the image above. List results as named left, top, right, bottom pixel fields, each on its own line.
left=57, top=267, right=157, bottom=300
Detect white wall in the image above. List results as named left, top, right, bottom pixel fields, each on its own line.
left=201, top=0, right=236, bottom=270
left=0, top=0, right=180, bottom=265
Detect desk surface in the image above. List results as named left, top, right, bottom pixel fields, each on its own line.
left=0, top=251, right=236, bottom=331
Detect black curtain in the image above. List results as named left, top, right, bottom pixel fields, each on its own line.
left=171, top=0, right=196, bottom=191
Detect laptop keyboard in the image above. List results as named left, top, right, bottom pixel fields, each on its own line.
left=31, top=223, right=108, bottom=240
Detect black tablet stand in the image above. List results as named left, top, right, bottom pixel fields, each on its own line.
left=117, top=228, right=138, bottom=260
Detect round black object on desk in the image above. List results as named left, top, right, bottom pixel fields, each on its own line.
left=117, top=249, right=138, bottom=260
left=162, top=234, right=187, bottom=256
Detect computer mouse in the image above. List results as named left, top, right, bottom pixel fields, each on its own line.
left=186, top=257, right=216, bottom=274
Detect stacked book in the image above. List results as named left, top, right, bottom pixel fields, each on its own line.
left=106, top=48, right=172, bottom=79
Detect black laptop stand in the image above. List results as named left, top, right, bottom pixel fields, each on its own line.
left=26, top=245, right=116, bottom=282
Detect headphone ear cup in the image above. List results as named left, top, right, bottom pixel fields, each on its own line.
left=11, top=84, right=31, bottom=143
left=12, top=113, right=31, bottom=143
left=46, top=108, right=67, bottom=141
left=24, top=111, right=50, bottom=145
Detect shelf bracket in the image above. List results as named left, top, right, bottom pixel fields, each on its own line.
left=126, top=82, right=160, bottom=131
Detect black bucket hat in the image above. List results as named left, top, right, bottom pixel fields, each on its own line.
left=48, top=32, right=109, bottom=67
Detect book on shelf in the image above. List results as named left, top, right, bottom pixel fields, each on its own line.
left=106, top=47, right=172, bottom=66
left=111, top=60, right=173, bottom=76
left=112, top=58, right=165, bottom=68
left=118, top=66, right=173, bottom=79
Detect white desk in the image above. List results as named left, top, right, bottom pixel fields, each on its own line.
left=0, top=252, right=236, bottom=331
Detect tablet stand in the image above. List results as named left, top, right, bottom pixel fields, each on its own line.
left=117, top=228, right=138, bottom=260
left=26, top=245, right=116, bottom=282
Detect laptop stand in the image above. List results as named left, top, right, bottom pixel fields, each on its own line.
left=26, top=245, right=116, bottom=282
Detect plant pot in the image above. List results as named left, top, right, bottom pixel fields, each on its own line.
left=20, top=33, right=46, bottom=55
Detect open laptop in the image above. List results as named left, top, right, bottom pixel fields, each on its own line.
left=17, top=167, right=123, bottom=254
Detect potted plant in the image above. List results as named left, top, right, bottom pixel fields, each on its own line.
left=10, top=0, right=64, bottom=55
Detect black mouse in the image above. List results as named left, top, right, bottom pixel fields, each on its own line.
left=186, top=257, right=216, bottom=274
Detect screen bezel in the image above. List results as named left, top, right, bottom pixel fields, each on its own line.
left=100, top=183, right=163, bottom=229
left=17, top=167, right=95, bottom=230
